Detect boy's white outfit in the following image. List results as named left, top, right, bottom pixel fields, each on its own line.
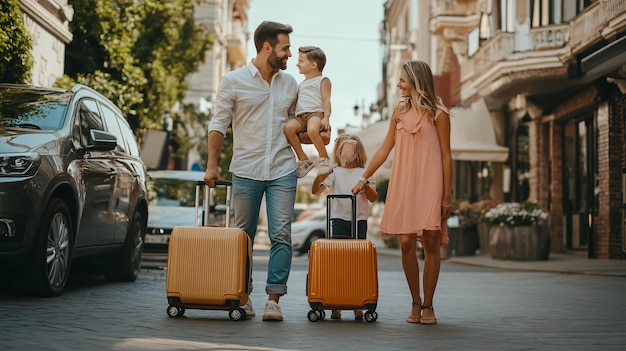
left=294, top=76, right=331, bottom=177
left=295, top=76, right=326, bottom=116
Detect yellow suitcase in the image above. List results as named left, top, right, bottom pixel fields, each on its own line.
left=165, top=180, right=252, bottom=321
left=306, top=194, right=379, bottom=322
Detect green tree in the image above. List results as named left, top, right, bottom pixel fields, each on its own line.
left=0, top=0, right=33, bottom=83
left=60, top=0, right=213, bottom=130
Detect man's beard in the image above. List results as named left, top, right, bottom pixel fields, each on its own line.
left=269, top=52, right=287, bottom=70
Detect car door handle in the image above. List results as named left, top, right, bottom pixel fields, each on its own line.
left=108, top=169, right=118, bottom=176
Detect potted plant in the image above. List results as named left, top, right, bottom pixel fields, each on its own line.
left=474, top=199, right=500, bottom=255
left=451, top=201, right=481, bottom=256
left=483, top=200, right=550, bottom=260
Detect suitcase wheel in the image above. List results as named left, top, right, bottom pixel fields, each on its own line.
left=229, top=308, right=245, bottom=321
left=167, top=305, right=185, bottom=318
left=307, top=310, right=319, bottom=322
left=364, top=311, right=378, bottom=322
left=307, top=309, right=325, bottom=322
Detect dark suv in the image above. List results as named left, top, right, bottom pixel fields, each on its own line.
left=0, top=84, right=149, bottom=296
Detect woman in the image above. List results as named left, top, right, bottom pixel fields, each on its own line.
left=352, top=60, right=452, bottom=325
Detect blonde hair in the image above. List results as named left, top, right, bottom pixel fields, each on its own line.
left=332, top=134, right=367, bottom=167
left=399, top=60, right=444, bottom=122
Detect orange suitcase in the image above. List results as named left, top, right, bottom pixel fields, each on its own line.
left=306, top=194, right=379, bottom=322
left=166, top=180, right=252, bottom=321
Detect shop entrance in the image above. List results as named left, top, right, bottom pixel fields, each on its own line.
left=563, top=114, right=598, bottom=257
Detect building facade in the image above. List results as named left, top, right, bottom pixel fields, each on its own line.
left=18, top=0, right=74, bottom=87
left=382, top=0, right=626, bottom=259
left=183, top=0, right=249, bottom=110
left=181, top=0, right=249, bottom=169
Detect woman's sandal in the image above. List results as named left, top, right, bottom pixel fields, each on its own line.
left=406, top=301, right=421, bottom=323
left=420, top=305, right=437, bottom=325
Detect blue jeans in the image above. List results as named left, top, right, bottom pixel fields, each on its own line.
left=232, top=172, right=296, bottom=295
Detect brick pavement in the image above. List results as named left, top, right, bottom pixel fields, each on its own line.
left=1, top=246, right=626, bottom=350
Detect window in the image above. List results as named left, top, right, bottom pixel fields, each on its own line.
left=497, top=0, right=515, bottom=32
left=455, top=160, right=492, bottom=202
left=75, top=99, right=104, bottom=147
left=118, top=118, right=140, bottom=157
left=100, top=104, right=126, bottom=154
left=468, top=27, right=480, bottom=56
left=562, top=113, right=598, bottom=251
left=531, top=0, right=580, bottom=27
left=531, top=0, right=551, bottom=27
left=514, top=124, right=530, bottom=202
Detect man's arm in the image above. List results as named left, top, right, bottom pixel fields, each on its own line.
left=204, top=131, right=225, bottom=188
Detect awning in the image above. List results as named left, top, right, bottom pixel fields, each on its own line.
left=356, top=99, right=508, bottom=175
left=450, top=99, right=509, bottom=162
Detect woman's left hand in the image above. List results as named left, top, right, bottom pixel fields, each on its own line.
left=351, top=183, right=364, bottom=195
left=442, top=203, right=452, bottom=219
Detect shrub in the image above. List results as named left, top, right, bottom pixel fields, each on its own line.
left=483, top=200, right=548, bottom=227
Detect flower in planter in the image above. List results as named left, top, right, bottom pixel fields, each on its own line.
left=453, top=201, right=481, bottom=228
left=453, top=199, right=501, bottom=228
left=476, top=198, right=500, bottom=223
left=483, top=200, right=548, bottom=227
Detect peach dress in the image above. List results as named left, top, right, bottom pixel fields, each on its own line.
left=379, top=103, right=449, bottom=245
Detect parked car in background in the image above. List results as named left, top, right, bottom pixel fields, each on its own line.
left=291, top=208, right=326, bottom=255
left=293, top=203, right=309, bottom=222
left=146, top=170, right=225, bottom=252
left=0, top=84, right=149, bottom=297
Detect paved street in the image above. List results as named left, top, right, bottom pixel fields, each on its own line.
left=1, top=248, right=626, bottom=351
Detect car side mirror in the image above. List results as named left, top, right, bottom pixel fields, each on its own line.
left=85, top=129, right=117, bottom=151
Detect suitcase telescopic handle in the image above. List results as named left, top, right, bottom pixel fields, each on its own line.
left=326, top=194, right=357, bottom=239
left=195, top=180, right=232, bottom=227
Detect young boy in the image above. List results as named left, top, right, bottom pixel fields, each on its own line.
left=284, top=46, right=332, bottom=178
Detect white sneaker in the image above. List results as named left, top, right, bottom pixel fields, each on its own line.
left=296, top=159, right=314, bottom=178
left=241, top=298, right=255, bottom=318
left=262, top=300, right=283, bottom=321
left=317, top=157, right=332, bottom=175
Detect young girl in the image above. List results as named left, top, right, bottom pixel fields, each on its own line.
left=312, top=134, right=377, bottom=320
left=352, top=60, right=452, bottom=325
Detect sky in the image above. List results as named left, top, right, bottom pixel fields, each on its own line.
left=246, top=0, right=387, bottom=143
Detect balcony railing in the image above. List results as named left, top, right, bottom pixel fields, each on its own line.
left=530, top=24, right=570, bottom=50
left=570, top=0, right=626, bottom=52
left=431, top=0, right=477, bottom=17
left=461, top=32, right=514, bottom=82
left=226, top=31, right=246, bottom=65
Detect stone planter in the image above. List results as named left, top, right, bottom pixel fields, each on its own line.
left=455, top=225, right=480, bottom=256
left=489, top=224, right=550, bottom=261
left=476, top=222, right=491, bottom=255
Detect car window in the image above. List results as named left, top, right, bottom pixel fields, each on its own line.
left=117, top=116, right=140, bottom=157
left=148, top=178, right=197, bottom=207
left=0, top=88, right=70, bottom=130
left=100, top=104, right=126, bottom=154
left=75, top=99, right=104, bottom=147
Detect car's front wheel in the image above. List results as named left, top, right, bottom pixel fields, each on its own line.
left=106, top=211, right=145, bottom=282
left=28, top=198, right=73, bottom=297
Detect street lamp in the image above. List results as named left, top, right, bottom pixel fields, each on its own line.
left=353, top=99, right=368, bottom=128
left=354, top=100, right=380, bottom=128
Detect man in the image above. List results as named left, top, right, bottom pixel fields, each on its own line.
left=204, top=21, right=297, bottom=321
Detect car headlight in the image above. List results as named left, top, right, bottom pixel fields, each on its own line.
left=0, top=153, right=40, bottom=176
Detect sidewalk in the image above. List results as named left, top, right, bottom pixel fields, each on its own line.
left=143, top=232, right=626, bottom=277
left=371, top=235, right=626, bottom=277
